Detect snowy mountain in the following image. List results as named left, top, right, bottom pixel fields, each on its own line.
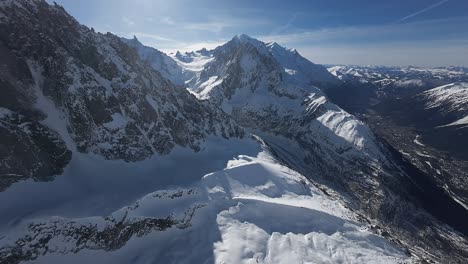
left=368, top=83, right=468, bottom=209
left=421, top=83, right=468, bottom=127
left=326, top=64, right=468, bottom=229
left=328, top=65, right=468, bottom=89
left=121, top=36, right=191, bottom=86
left=0, top=137, right=411, bottom=264
left=0, top=0, right=243, bottom=190
left=0, top=2, right=414, bottom=263
left=1, top=1, right=468, bottom=263
left=327, top=65, right=468, bottom=107
left=267, top=41, right=340, bottom=88
left=177, top=34, right=385, bottom=168
left=165, top=34, right=468, bottom=262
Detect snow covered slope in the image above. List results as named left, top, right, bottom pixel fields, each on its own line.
left=0, top=2, right=413, bottom=263
left=121, top=36, right=190, bottom=85
left=1, top=1, right=468, bottom=263
left=267, top=41, right=339, bottom=88
left=422, top=83, right=468, bottom=127
left=327, top=65, right=468, bottom=101
left=0, top=139, right=409, bottom=264
left=0, top=0, right=243, bottom=189
left=365, top=82, right=468, bottom=219
left=168, top=49, right=217, bottom=89
left=164, top=35, right=468, bottom=262
left=328, top=65, right=468, bottom=86
left=181, top=34, right=386, bottom=174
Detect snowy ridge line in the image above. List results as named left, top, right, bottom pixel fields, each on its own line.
left=327, top=65, right=468, bottom=93
left=0, top=1, right=466, bottom=262
left=0, top=148, right=410, bottom=263
left=0, top=207, right=204, bottom=264
left=421, top=83, right=468, bottom=111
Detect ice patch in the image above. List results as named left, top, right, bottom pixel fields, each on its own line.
left=440, top=115, right=468, bottom=127
left=103, top=113, right=129, bottom=130
left=28, top=60, right=76, bottom=150
left=413, top=135, right=425, bottom=147
left=0, top=107, right=13, bottom=118
left=284, top=68, right=297, bottom=75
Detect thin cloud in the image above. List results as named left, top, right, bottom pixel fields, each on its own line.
left=160, top=17, right=175, bottom=26
left=117, top=32, right=177, bottom=43
left=160, top=40, right=226, bottom=54
left=122, top=17, right=135, bottom=27
left=394, top=0, right=449, bottom=23
left=260, top=16, right=468, bottom=45
left=270, top=13, right=298, bottom=35
left=296, top=41, right=468, bottom=67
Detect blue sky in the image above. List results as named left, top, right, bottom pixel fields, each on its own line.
left=47, top=0, right=468, bottom=66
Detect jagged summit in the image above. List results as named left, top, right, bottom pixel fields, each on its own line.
left=1, top=2, right=468, bottom=263
left=0, top=0, right=243, bottom=188
left=267, top=41, right=299, bottom=55
left=233, top=33, right=256, bottom=41
left=225, top=34, right=270, bottom=54
left=131, top=35, right=140, bottom=42
left=165, top=34, right=335, bottom=89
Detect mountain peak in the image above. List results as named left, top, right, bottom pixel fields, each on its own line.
left=266, top=41, right=279, bottom=47
left=266, top=41, right=298, bottom=55
left=231, top=34, right=263, bottom=45
left=235, top=33, right=253, bottom=40
left=129, top=35, right=143, bottom=45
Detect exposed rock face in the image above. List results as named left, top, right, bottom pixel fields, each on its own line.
left=0, top=188, right=205, bottom=264
left=0, top=108, right=71, bottom=190
left=1, top=1, right=468, bottom=263
left=184, top=34, right=388, bottom=187
left=369, top=83, right=468, bottom=208
left=168, top=35, right=468, bottom=262
left=326, top=66, right=468, bottom=215
left=0, top=0, right=243, bottom=189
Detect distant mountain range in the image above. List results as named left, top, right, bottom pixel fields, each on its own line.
left=325, top=65, right=468, bottom=233
left=1, top=1, right=467, bottom=263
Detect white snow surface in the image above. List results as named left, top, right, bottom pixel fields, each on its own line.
left=266, top=42, right=339, bottom=86
left=327, top=65, right=468, bottom=97
left=422, top=83, right=468, bottom=112
left=394, top=79, right=424, bottom=88
left=0, top=137, right=408, bottom=264
left=121, top=37, right=190, bottom=85
left=413, top=135, right=425, bottom=147
left=443, top=115, right=468, bottom=127
left=421, top=83, right=468, bottom=127
left=28, top=60, right=76, bottom=150
left=169, top=50, right=215, bottom=85
left=0, top=33, right=409, bottom=263
left=169, top=36, right=384, bottom=160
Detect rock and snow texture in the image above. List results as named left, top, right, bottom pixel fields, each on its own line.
left=266, top=41, right=340, bottom=87
left=0, top=0, right=243, bottom=188
left=1, top=1, right=468, bottom=263
left=328, top=65, right=468, bottom=85
left=327, top=65, right=468, bottom=100
left=176, top=34, right=386, bottom=171
left=421, top=83, right=468, bottom=127
left=0, top=142, right=409, bottom=264
left=121, top=36, right=191, bottom=85
left=162, top=35, right=468, bottom=262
